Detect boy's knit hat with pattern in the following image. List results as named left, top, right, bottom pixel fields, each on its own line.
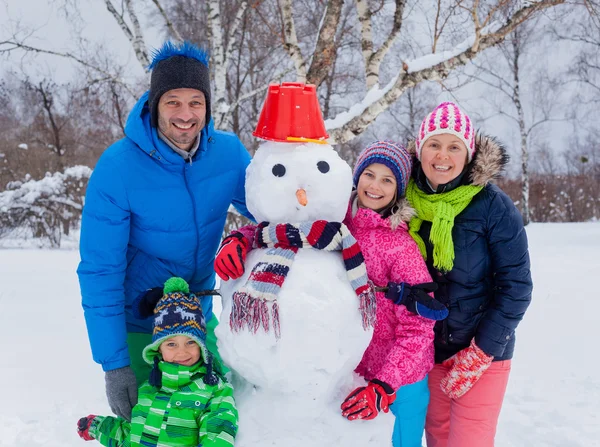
left=415, top=102, right=476, bottom=162
left=148, top=41, right=211, bottom=128
left=353, top=141, right=413, bottom=198
left=137, top=277, right=218, bottom=386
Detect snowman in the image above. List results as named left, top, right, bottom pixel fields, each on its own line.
left=216, top=83, right=394, bottom=446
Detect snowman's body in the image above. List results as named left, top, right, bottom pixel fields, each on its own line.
left=216, top=142, right=394, bottom=446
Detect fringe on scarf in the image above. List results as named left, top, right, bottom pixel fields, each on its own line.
left=230, top=221, right=376, bottom=339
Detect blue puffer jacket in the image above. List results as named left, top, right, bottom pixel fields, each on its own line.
left=77, top=92, right=252, bottom=371
left=410, top=135, right=532, bottom=363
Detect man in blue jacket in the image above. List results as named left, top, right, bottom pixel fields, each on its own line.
left=77, top=41, right=252, bottom=421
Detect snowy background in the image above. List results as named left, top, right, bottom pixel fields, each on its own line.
left=1, top=221, right=598, bottom=447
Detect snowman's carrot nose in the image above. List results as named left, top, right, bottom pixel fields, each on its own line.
left=296, top=188, right=308, bottom=206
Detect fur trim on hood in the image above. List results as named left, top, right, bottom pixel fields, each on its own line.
left=389, top=197, right=415, bottom=230
left=407, top=133, right=510, bottom=187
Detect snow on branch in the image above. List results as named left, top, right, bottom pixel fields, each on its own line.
left=326, top=0, right=565, bottom=144
left=0, top=166, right=92, bottom=247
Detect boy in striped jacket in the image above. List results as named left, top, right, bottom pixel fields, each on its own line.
left=76, top=277, right=238, bottom=447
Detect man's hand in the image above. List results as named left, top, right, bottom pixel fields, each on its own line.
left=76, top=415, right=97, bottom=441
left=341, top=380, right=396, bottom=421
left=105, top=366, right=138, bottom=421
left=385, top=281, right=448, bottom=321
left=214, top=232, right=249, bottom=281
left=440, top=339, right=494, bottom=399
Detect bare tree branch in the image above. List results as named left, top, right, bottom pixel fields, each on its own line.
left=306, top=0, right=344, bottom=86
left=279, top=0, right=307, bottom=82
left=226, top=2, right=249, bottom=58
left=123, top=0, right=149, bottom=67
left=150, top=0, right=184, bottom=41
left=327, top=0, right=565, bottom=144
left=104, top=0, right=149, bottom=68
left=0, top=40, right=138, bottom=98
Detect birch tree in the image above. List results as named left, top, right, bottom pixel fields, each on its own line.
left=0, top=0, right=571, bottom=143
left=470, top=22, right=562, bottom=225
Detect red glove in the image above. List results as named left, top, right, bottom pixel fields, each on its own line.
left=214, top=232, right=249, bottom=281
left=440, top=339, right=494, bottom=399
left=341, top=380, right=396, bottom=421
left=76, top=415, right=96, bottom=441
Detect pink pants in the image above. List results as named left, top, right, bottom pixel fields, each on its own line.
left=425, top=360, right=512, bottom=447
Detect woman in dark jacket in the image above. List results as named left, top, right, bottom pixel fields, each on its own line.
left=404, top=102, right=532, bottom=447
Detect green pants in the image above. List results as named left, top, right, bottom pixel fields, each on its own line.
left=127, top=316, right=227, bottom=386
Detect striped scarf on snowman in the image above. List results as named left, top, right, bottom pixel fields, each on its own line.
left=230, top=221, right=376, bottom=339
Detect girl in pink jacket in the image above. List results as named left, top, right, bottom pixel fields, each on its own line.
left=214, top=141, right=445, bottom=447
left=340, top=141, right=440, bottom=447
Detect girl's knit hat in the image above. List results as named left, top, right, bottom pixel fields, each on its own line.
left=136, top=277, right=218, bottom=386
left=353, top=141, right=412, bottom=198
left=415, top=102, right=476, bottom=162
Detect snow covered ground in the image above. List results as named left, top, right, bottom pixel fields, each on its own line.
left=1, top=222, right=599, bottom=447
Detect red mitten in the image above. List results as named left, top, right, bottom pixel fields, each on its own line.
left=341, top=380, right=396, bottom=421
left=440, top=339, right=493, bottom=399
left=214, top=232, right=249, bottom=281
left=76, top=415, right=97, bottom=441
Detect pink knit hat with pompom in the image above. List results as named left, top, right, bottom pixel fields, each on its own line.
left=415, top=102, right=476, bottom=162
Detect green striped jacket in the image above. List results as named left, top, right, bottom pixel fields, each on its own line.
left=89, top=361, right=237, bottom=446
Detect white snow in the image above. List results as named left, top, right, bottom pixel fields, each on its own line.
left=324, top=84, right=393, bottom=130
left=17, top=144, right=28, bottom=150
left=1, top=222, right=599, bottom=446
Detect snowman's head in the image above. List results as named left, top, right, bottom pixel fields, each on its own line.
left=246, top=142, right=353, bottom=223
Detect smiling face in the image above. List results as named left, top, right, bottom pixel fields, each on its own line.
left=356, top=163, right=397, bottom=211
left=157, top=88, right=206, bottom=151
left=159, top=335, right=201, bottom=366
left=420, top=133, right=468, bottom=190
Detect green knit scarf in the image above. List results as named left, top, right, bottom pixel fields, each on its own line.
left=406, top=179, right=483, bottom=272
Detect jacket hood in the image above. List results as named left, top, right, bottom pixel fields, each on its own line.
left=407, top=133, right=509, bottom=187
left=348, top=193, right=415, bottom=231
left=124, top=91, right=215, bottom=165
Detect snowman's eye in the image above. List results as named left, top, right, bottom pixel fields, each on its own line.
left=272, top=164, right=286, bottom=177
left=317, top=161, right=330, bottom=173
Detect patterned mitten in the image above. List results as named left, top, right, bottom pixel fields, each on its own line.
left=385, top=281, right=448, bottom=320
left=341, top=380, right=396, bottom=421
left=214, top=232, right=249, bottom=281
left=440, top=339, right=493, bottom=399
left=77, top=415, right=97, bottom=441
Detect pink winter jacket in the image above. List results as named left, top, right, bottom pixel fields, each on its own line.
left=231, top=198, right=434, bottom=390
left=344, top=198, right=435, bottom=390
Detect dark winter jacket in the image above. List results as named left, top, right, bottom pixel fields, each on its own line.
left=408, top=135, right=532, bottom=363
left=77, top=92, right=252, bottom=371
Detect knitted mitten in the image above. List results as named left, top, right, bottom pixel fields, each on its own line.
left=440, top=339, right=493, bottom=399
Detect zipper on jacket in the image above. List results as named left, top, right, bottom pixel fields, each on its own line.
left=183, top=164, right=199, bottom=285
